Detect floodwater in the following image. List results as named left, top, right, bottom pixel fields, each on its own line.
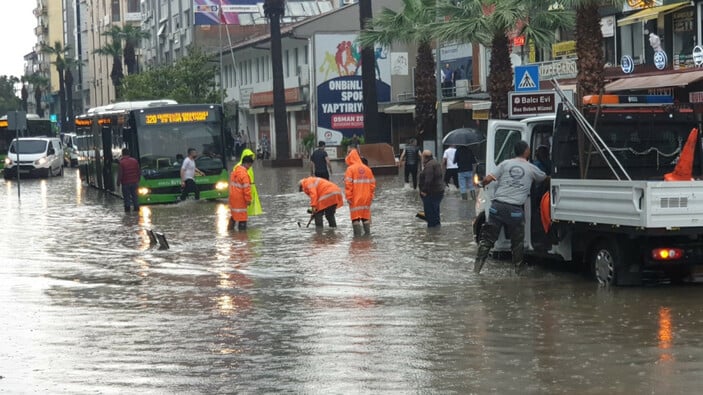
left=2, top=163, right=703, bottom=394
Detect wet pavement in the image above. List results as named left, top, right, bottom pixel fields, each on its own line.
left=2, top=163, right=703, bottom=394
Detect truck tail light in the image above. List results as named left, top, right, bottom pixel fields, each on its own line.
left=651, top=248, right=684, bottom=261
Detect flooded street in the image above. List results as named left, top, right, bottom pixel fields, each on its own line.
left=2, top=164, right=703, bottom=394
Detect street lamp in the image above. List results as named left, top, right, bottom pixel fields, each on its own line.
left=264, top=0, right=290, bottom=161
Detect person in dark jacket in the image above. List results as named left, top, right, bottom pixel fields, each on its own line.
left=418, top=150, right=444, bottom=227
left=399, top=138, right=421, bottom=189
left=116, top=148, right=141, bottom=213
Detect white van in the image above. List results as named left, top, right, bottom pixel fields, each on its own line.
left=3, top=137, right=64, bottom=179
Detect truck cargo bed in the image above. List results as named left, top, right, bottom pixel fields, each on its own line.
left=550, top=179, right=703, bottom=228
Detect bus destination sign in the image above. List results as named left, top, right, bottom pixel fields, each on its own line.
left=144, top=111, right=210, bottom=125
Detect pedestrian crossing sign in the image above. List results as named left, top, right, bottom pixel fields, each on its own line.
left=514, top=65, right=540, bottom=92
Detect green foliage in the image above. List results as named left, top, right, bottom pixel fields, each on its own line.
left=340, top=135, right=365, bottom=150
left=302, top=133, right=316, bottom=151
left=121, top=48, right=222, bottom=104
left=0, top=75, right=21, bottom=116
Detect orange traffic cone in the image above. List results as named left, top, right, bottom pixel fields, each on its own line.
left=665, top=128, right=698, bottom=181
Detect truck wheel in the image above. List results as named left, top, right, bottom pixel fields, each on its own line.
left=59, top=165, right=64, bottom=177
left=591, top=240, right=621, bottom=286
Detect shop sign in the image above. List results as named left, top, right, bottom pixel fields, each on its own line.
left=689, top=91, right=703, bottom=103
left=653, top=50, right=667, bottom=70
left=692, top=46, right=703, bottom=67
left=508, top=91, right=570, bottom=119
left=551, top=41, right=576, bottom=58
left=621, top=55, right=634, bottom=74
left=601, top=16, right=615, bottom=38
left=539, top=59, right=577, bottom=80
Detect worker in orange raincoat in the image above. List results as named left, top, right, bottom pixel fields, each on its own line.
left=344, top=148, right=376, bottom=236
left=299, top=177, right=344, bottom=228
left=228, top=155, right=254, bottom=231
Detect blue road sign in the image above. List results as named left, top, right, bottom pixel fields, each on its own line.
left=514, top=65, right=540, bottom=92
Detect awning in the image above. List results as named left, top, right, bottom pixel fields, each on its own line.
left=383, top=104, right=415, bottom=114
left=248, top=107, right=266, bottom=114
left=285, top=104, right=306, bottom=112
left=441, top=100, right=464, bottom=113
left=617, top=2, right=689, bottom=27
left=464, top=100, right=491, bottom=111
left=605, top=70, right=703, bottom=92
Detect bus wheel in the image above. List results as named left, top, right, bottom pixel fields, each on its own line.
left=591, top=240, right=621, bottom=286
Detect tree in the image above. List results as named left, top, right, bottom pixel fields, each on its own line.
left=434, top=0, right=573, bottom=118
left=0, top=75, right=21, bottom=116
left=42, top=41, right=71, bottom=133
left=359, top=0, right=437, bottom=140
left=26, top=73, right=49, bottom=118
left=63, top=57, right=84, bottom=129
left=95, top=38, right=125, bottom=100
left=20, top=76, right=28, bottom=113
left=121, top=48, right=221, bottom=104
left=121, top=24, right=150, bottom=75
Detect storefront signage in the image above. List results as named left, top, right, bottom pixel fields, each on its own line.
left=653, top=50, right=668, bottom=70
left=539, top=59, right=577, bottom=80
left=250, top=87, right=301, bottom=108
left=689, top=91, right=703, bottom=103
left=621, top=55, right=634, bottom=74
left=693, top=46, right=703, bottom=67
left=601, top=16, right=615, bottom=38
left=551, top=41, right=576, bottom=58
left=508, top=90, right=572, bottom=119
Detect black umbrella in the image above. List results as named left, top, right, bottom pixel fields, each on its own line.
left=442, top=128, right=485, bottom=146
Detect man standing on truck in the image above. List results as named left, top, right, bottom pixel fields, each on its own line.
left=474, top=140, right=548, bottom=274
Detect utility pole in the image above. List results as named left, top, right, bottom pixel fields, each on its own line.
left=264, top=0, right=290, bottom=160
left=359, top=0, right=381, bottom=143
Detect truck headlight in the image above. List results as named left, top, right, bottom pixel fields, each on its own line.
left=215, top=181, right=228, bottom=190
left=4, top=157, right=12, bottom=166
left=35, top=157, right=47, bottom=166
left=138, top=187, right=151, bottom=196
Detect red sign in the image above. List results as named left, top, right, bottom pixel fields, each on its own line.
left=513, top=36, right=526, bottom=46
left=331, top=114, right=364, bottom=129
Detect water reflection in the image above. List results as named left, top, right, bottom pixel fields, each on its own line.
left=658, top=306, right=673, bottom=362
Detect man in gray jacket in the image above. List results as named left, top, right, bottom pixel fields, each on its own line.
left=418, top=150, right=445, bottom=227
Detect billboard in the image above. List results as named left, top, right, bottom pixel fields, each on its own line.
left=193, top=0, right=260, bottom=25
left=314, top=34, right=391, bottom=145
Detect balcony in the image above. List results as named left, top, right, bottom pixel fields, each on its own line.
left=34, top=24, right=48, bottom=36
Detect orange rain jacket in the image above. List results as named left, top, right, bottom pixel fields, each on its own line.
left=300, top=176, right=344, bottom=212
left=344, top=148, right=376, bottom=221
left=229, top=164, right=252, bottom=221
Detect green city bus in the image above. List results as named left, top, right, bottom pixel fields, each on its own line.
left=74, top=101, right=229, bottom=204
left=0, top=115, right=53, bottom=165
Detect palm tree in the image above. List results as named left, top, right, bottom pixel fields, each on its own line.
left=20, top=76, right=29, bottom=113
left=42, top=41, right=71, bottom=133
left=434, top=0, right=573, bottom=118
left=63, top=57, right=84, bottom=130
left=26, top=73, right=49, bottom=117
left=121, top=24, right=150, bottom=75
left=359, top=0, right=437, bottom=139
left=95, top=39, right=125, bottom=99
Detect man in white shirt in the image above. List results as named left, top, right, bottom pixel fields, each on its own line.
left=180, top=148, right=204, bottom=201
left=442, top=145, right=459, bottom=189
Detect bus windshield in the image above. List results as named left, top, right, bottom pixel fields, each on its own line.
left=9, top=140, right=47, bottom=154
left=138, top=122, right=224, bottom=177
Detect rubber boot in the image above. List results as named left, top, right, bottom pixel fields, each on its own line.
left=352, top=220, right=363, bottom=237
left=238, top=221, right=247, bottom=231
left=227, top=218, right=235, bottom=231
left=470, top=190, right=476, bottom=200
left=362, top=220, right=371, bottom=235
left=461, top=193, right=468, bottom=200
left=474, top=258, right=486, bottom=274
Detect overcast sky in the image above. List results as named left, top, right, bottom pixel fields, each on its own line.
left=0, top=1, right=39, bottom=79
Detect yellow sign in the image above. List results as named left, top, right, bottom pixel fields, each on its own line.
left=0, top=119, right=8, bottom=128
left=552, top=40, right=577, bottom=58
left=145, top=111, right=209, bottom=125
left=75, top=118, right=91, bottom=127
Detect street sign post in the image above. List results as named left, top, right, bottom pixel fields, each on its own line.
left=514, top=65, right=540, bottom=92
left=508, top=90, right=573, bottom=119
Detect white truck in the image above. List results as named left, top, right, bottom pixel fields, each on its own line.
left=473, top=95, right=703, bottom=285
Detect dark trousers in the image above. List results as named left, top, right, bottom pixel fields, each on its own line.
left=180, top=178, right=200, bottom=201
left=476, top=201, right=525, bottom=267
left=121, top=183, right=139, bottom=211
left=314, top=205, right=337, bottom=228
left=444, top=168, right=459, bottom=188
left=404, top=163, right=418, bottom=189
left=422, top=192, right=443, bottom=227
left=314, top=171, right=330, bottom=180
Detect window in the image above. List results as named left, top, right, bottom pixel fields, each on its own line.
left=285, top=50, right=290, bottom=77
left=128, top=0, right=140, bottom=13
left=256, top=58, right=260, bottom=82
left=112, top=0, right=121, bottom=22
left=619, top=23, right=644, bottom=64
left=294, top=47, right=299, bottom=73
left=494, top=129, right=523, bottom=164
left=304, top=45, right=308, bottom=65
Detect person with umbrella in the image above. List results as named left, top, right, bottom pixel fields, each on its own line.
left=454, top=145, right=477, bottom=200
